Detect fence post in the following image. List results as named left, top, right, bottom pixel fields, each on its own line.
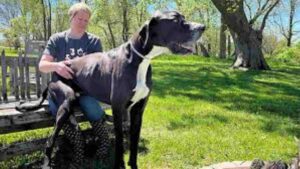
left=10, top=62, right=15, bottom=97
left=1, top=50, right=8, bottom=102
left=13, top=58, right=19, bottom=100
left=35, top=59, right=41, bottom=97
left=24, top=54, right=31, bottom=99
left=18, top=51, right=25, bottom=100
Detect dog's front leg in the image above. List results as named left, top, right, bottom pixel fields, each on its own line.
left=112, top=104, right=127, bottom=169
left=128, top=98, right=148, bottom=169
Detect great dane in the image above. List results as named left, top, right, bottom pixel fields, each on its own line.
left=17, top=11, right=205, bottom=169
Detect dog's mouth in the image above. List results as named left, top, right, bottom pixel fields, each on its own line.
left=168, top=41, right=195, bottom=55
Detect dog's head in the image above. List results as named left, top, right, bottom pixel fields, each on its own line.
left=140, top=11, right=205, bottom=54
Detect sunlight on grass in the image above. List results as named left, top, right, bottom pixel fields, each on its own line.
left=1, top=55, right=299, bottom=168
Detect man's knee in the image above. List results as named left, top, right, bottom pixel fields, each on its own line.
left=79, top=95, right=105, bottom=121
left=48, top=99, right=58, bottom=117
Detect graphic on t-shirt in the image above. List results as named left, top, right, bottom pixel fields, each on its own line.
left=70, top=48, right=75, bottom=57
left=66, top=48, right=85, bottom=60
left=77, top=48, right=84, bottom=56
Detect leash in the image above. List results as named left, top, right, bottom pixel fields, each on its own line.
left=142, top=23, right=149, bottom=48
left=129, top=21, right=151, bottom=60
left=130, top=41, right=151, bottom=60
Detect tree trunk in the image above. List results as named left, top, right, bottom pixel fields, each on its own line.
left=41, top=0, right=47, bottom=41
left=211, top=0, right=270, bottom=70
left=47, top=0, right=51, bottom=39
left=227, top=34, right=231, bottom=58
left=219, top=15, right=227, bottom=59
left=121, top=0, right=129, bottom=42
left=230, top=29, right=269, bottom=69
left=107, top=22, right=116, bottom=48
left=199, top=42, right=210, bottom=57
left=287, top=0, right=296, bottom=47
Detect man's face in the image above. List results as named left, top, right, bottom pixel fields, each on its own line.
left=71, top=10, right=90, bottom=32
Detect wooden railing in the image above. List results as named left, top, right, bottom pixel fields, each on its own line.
left=0, top=50, right=50, bottom=103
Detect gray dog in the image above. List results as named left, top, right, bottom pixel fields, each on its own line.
left=17, top=11, right=205, bottom=169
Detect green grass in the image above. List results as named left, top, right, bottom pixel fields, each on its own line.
left=0, top=55, right=299, bottom=168
left=0, top=46, right=19, bottom=57
left=137, top=55, right=299, bottom=168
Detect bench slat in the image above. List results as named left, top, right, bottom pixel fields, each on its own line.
left=0, top=101, right=111, bottom=134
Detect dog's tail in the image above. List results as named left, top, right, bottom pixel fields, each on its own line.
left=15, top=87, right=48, bottom=112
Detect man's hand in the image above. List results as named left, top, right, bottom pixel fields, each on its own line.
left=55, top=60, right=74, bottom=79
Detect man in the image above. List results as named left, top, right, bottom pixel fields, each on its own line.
left=39, top=2, right=109, bottom=168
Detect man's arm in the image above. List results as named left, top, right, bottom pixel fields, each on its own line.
left=39, top=54, right=74, bottom=79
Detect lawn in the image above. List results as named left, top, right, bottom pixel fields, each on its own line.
left=0, top=55, right=299, bottom=168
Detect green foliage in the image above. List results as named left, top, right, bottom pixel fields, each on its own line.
left=271, top=43, right=300, bottom=64
left=53, top=0, right=70, bottom=33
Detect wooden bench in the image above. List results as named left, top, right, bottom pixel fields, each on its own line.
left=0, top=50, right=117, bottom=167
left=0, top=99, right=113, bottom=162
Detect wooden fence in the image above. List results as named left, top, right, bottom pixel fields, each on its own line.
left=0, top=50, right=50, bottom=103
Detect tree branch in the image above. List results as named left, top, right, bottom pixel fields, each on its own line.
left=260, top=0, right=280, bottom=31
left=249, top=0, right=270, bottom=25
left=245, top=1, right=253, bottom=21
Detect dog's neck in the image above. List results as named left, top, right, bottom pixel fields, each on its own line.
left=129, top=33, right=154, bottom=61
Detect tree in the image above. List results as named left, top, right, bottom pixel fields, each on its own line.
left=53, top=0, right=69, bottom=33
left=120, top=0, right=129, bottom=42
left=211, top=0, right=279, bottom=70
left=3, top=29, right=20, bottom=50
left=0, top=0, right=21, bottom=28
left=219, top=15, right=227, bottom=58
left=273, top=0, right=300, bottom=47
left=93, top=0, right=119, bottom=49
left=175, top=0, right=219, bottom=56
left=41, top=0, right=47, bottom=41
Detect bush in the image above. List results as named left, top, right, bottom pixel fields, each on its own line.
left=271, top=43, right=300, bottom=64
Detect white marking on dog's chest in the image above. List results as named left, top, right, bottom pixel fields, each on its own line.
left=125, top=59, right=151, bottom=126
left=131, top=59, right=150, bottom=104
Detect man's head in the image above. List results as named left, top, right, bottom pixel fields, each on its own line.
left=68, top=3, right=92, bottom=33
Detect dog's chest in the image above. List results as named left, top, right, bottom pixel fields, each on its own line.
left=130, top=59, right=151, bottom=103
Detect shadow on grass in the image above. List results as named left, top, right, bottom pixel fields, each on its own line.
left=152, top=59, right=300, bottom=136
left=167, top=114, right=229, bottom=130
left=124, top=137, right=150, bottom=155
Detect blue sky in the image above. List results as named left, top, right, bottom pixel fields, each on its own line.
left=1, top=0, right=299, bottom=42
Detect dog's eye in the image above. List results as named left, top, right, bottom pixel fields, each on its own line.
left=173, top=19, right=179, bottom=23
left=173, top=18, right=183, bottom=24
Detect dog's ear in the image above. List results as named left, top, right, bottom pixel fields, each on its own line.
left=139, top=17, right=158, bottom=40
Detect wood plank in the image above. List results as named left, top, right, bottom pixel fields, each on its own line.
left=13, top=59, right=20, bottom=100
left=0, top=102, right=112, bottom=134
left=25, top=55, right=31, bottom=99
left=18, top=53, right=25, bottom=100
left=35, top=59, right=41, bottom=97
left=10, top=63, right=15, bottom=97
left=1, top=50, right=8, bottom=102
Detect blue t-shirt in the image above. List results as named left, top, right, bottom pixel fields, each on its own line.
left=43, top=30, right=102, bottom=62
left=43, top=30, right=102, bottom=81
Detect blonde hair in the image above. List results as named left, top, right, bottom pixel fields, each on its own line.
left=68, top=2, right=91, bottom=21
